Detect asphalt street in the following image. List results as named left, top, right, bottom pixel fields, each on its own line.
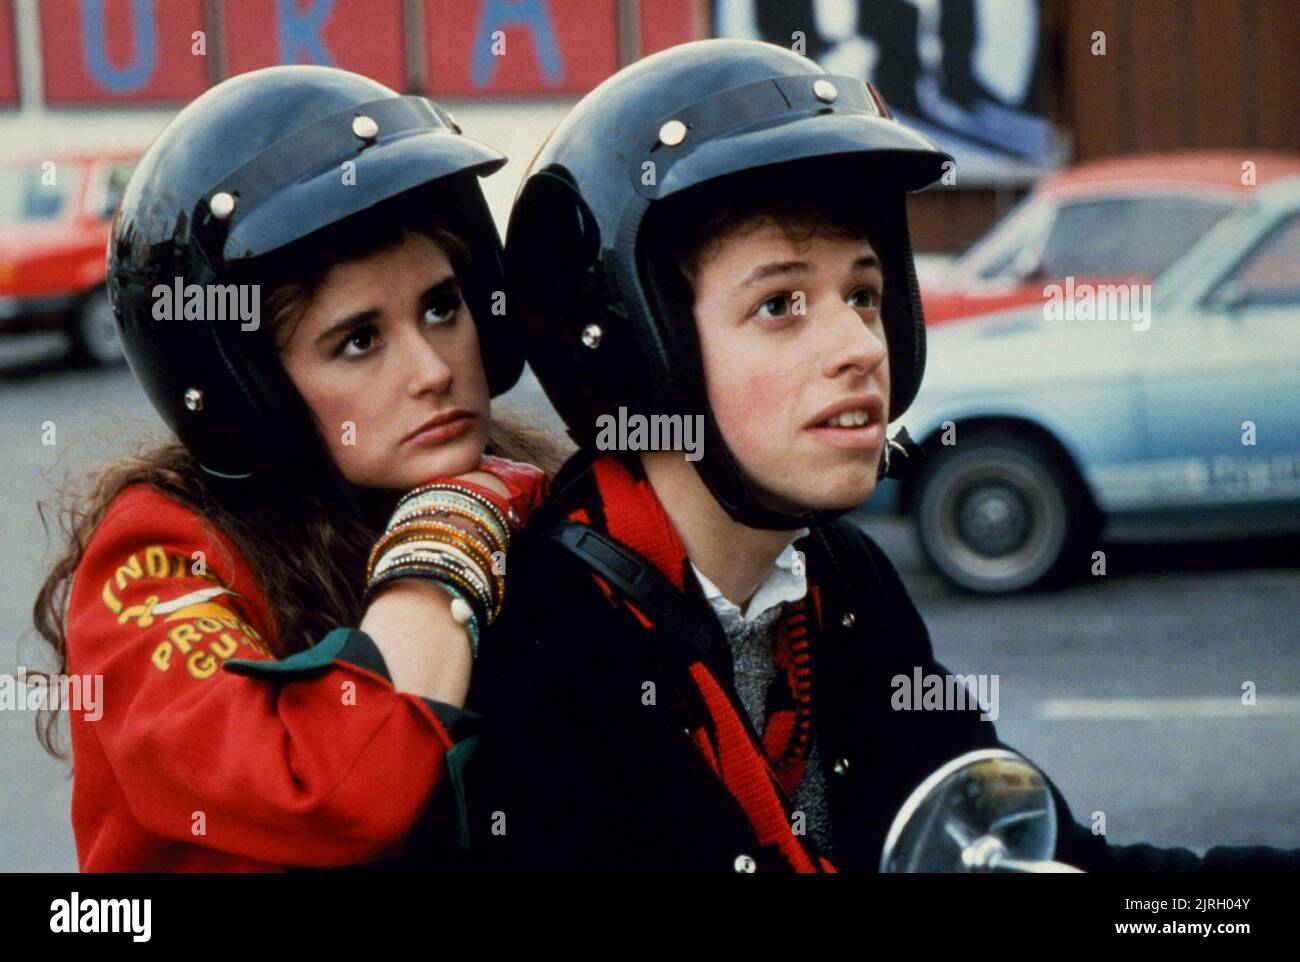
left=2, top=335, right=1297, bottom=871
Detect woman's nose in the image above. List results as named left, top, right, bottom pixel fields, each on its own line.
left=403, top=328, right=454, bottom=396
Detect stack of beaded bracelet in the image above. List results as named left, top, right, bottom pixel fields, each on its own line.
left=363, top=481, right=518, bottom=657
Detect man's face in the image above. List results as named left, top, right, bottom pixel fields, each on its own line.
left=691, top=221, right=891, bottom=513
left=278, top=230, right=491, bottom=491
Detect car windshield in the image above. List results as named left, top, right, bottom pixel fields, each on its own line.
left=0, top=164, right=80, bottom=223
left=1037, top=196, right=1237, bottom=278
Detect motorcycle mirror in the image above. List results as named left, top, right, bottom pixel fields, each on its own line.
left=880, top=748, right=1083, bottom=873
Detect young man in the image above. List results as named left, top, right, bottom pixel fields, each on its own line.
left=462, top=39, right=1298, bottom=872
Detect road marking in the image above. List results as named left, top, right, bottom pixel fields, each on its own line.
left=1037, top=696, right=1300, bottom=720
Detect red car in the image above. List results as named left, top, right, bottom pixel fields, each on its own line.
left=0, top=150, right=140, bottom=365
left=921, top=151, right=1300, bottom=327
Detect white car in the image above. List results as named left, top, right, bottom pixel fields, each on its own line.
left=875, top=177, right=1300, bottom=592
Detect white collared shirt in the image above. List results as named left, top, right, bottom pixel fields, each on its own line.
left=688, top=527, right=811, bottom=623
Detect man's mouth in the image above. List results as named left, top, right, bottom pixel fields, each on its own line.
left=816, top=407, right=875, bottom=428
left=805, top=395, right=886, bottom=449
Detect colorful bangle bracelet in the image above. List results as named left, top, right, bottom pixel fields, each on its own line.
left=399, top=483, right=512, bottom=539
left=395, top=492, right=509, bottom=548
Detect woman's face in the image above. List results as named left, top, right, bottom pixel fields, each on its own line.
left=278, top=230, right=491, bottom=491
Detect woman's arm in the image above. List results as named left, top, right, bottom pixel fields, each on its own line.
left=355, top=468, right=510, bottom=705
left=360, top=569, right=473, bottom=704
left=69, top=486, right=468, bottom=867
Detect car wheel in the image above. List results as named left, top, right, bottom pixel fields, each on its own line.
left=914, top=432, right=1091, bottom=593
left=69, top=289, right=124, bottom=366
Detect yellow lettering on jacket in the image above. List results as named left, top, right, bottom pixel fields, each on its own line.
left=187, top=649, right=218, bottom=679
left=152, top=641, right=172, bottom=671
left=113, top=554, right=143, bottom=591
left=102, top=581, right=123, bottom=614
left=210, top=633, right=239, bottom=659
left=116, top=595, right=159, bottom=627
left=168, top=623, right=202, bottom=654
left=144, top=545, right=170, bottom=579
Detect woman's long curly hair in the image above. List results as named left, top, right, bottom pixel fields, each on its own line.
left=32, top=196, right=573, bottom=760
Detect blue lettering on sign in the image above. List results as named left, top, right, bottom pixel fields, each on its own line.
left=81, top=0, right=157, bottom=95
left=277, top=0, right=336, bottom=66
left=471, top=0, right=562, bottom=88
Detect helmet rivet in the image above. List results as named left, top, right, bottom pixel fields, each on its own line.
left=813, top=79, right=839, bottom=104
left=658, top=119, right=688, bottom=147
left=183, top=387, right=204, bottom=412
left=580, top=323, right=603, bottom=349
left=209, top=192, right=235, bottom=219
left=352, top=115, right=379, bottom=140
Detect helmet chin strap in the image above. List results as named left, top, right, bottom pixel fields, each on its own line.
left=877, top=425, right=925, bottom=482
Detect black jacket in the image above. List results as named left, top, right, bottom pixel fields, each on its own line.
left=460, top=465, right=1298, bottom=873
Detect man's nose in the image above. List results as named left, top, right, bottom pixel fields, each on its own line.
left=819, top=299, right=887, bottom=380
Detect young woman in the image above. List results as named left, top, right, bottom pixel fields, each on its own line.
left=32, top=65, right=567, bottom=872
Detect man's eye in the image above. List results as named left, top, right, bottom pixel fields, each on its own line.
left=757, top=294, right=792, bottom=319
left=423, top=292, right=463, bottom=326
left=337, top=326, right=377, bottom=358
left=850, top=286, right=881, bottom=310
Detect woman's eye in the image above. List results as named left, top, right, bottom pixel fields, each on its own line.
left=423, top=292, right=462, bottom=326
left=756, top=294, right=793, bottom=319
left=850, top=286, right=881, bottom=310
left=338, top=326, right=377, bottom=358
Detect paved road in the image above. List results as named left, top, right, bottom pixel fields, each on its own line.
left=2, top=337, right=1297, bottom=870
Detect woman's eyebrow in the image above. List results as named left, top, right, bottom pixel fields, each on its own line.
left=421, top=276, right=461, bottom=301
left=313, top=307, right=381, bottom=345
left=312, top=273, right=460, bottom=345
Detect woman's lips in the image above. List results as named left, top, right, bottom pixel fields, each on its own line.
left=805, top=421, right=884, bottom=449
left=404, top=413, right=474, bottom=446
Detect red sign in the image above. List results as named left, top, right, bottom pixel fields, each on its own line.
left=0, top=0, right=16, bottom=105
left=223, top=0, right=405, bottom=90
left=423, top=0, right=619, bottom=96
left=639, top=0, right=701, bottom=58
left=40, top=0, right=209, bottom=103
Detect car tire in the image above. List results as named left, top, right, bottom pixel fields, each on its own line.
left=68, top=288, right=124, bottom=367
left=914, top=431, right=1094, bottom=593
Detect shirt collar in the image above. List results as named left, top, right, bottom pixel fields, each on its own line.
left=689, top=527, right=811, bottom=624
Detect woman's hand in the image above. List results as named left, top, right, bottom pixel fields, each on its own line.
left=468, top=455, right=551, bottom=529
left=356, top=456, right=548, bottom=703
left=452, top=468, right=511, bottom=499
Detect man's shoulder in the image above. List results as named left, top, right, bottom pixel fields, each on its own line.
left=804, top=517, right=900, bottom=592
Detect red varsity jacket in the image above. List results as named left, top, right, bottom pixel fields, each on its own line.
left=64, top=475, right=529, bottom=872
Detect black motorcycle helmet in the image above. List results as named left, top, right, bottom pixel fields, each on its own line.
left=109, top=64, right=523, bottom=519
left=506, top=38, right=948, bottom=530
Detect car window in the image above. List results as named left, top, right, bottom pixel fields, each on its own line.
left=1220, top=214, right=1300, bottom=307
left=97, top=162, right=136, bottom=220
left=976, top=234, right=1034, bottom=281
left=0, top=164, right=80, bottom=222
left=966, top=195, right=1041, bottom=282
left=1037, top=197, right=1235, bottom=278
